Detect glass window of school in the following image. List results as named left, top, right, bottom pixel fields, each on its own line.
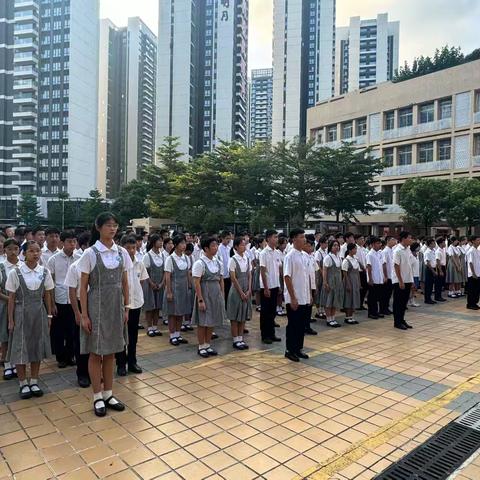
left=439, top=98, right=452, bottom=119
left=327, top=125, right=337, bottom=142
left=438, top=139, right=451, bottom=161
left=398, top=145, right=412, bottom=165
left=342, top=121, right=353, bottom=140
left=475, top=90, right=480, bottom=112
left=382, top=185, right=394, bottom=205
left=383, top=147, right=394, bottom=167
left=398, top=107, right=413, bottom=128
left=418, top=142, right=434, bottom=163
left=419, top=103, right=434, bottom=124
left=474, top=134, right=480, bottom=156
left=356, top=117, right=367, bottom=137
left=384, top=110, right=394, bottom=130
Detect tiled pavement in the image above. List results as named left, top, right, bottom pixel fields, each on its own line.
left=2, top=299, right=480, bottom=479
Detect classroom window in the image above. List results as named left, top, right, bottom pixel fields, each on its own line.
left=398, top=145, right=412, bottom=165
left=398, top=107, right=413, bottom=128
left=384, top=111, right=395, bottom=130
left=474, top=91, right=480, bottom=113
left=438, top=139, right=451, bottom=161
left=439, top=98, right=452, bottom=119
left=383, top=148, right=394, bottom=167
left=327, top=125, right=337, bottom=142
left=356, top=117, right=367, bottom=136
left=419, top=103, right=434, bottom=123
left=418, top=142, right=434, bottom=163
left=341, top=121, right=353, bottom=140
left=474, top=134, right=480, bottom=156
left=382, top=185, right=394, bottom=205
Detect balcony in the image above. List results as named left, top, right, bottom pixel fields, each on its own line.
left=13, top=123, right=37, bottom=133
left=382, top=159, right=452, bottom=177
left=12, top=151, right=36, bottom=159
left=383, top=119, right=452, bottom=141
left=12, top=165, right=36, bottom=173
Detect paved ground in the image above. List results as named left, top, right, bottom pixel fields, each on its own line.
left=1, top=298, right=480, bottom=479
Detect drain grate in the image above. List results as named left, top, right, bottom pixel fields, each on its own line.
left=375, top=403, right=480, bottom=480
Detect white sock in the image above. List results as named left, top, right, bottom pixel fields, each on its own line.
left=4, top=362, right=12, bottom=369
left=93, top=392, right=103, bottom=402
left=169, top=332, right=176, bottom=339
left=19, top=379, right=28, bottom=387
left=174, top=331, right=180, bottom=338
left=148, top=326, right=154, bottom=331
left=199, top=343, right=207, bottom=350
left=233, top=336, right=240, bottom=342
left=30, top=378, right=37, bottom=385
left=205, top=344, right=210, bottom=349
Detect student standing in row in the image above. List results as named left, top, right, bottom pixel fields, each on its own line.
left=321, top=240, right=344, bottom=327
left=284, top=229, right=310, bottom=362
left=366, top=237, right=386, bottom=319
left=381, top=236, right=396, bottom=316
left=7, top=241, right=54, bottom=399
left=218, top=231, right=232, bottom=308
left=303, top=238, right=318, bottom=335
left=355, top=234, right=368, bottom=310
left=342, top=243, right=360, bottom=324
left=466, top=236, right=480, bottom=310
left=78, top=213, right=131, bottom=417
left=409, top=242, right=421, bottom=307
left=424, top=238, right=437, bottom=304
left=446, top=236, right=463, bottom=298
left=314, top=237, right=328, bottom=320
left=392, top=231, right=413, bottom=330
left=227, top=237, right=251, bottom=350
left=192, top=237, right=225, bottom=357
left=434, top=238, right=447, bottom=302
left=41, top=227, right=61, bottom=265
left=276, top=236, right=288, bottom=317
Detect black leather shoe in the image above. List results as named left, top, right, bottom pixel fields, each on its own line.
left=357, top=306, right=367, bottom=311
left=296, top=351, right=309, bottom=359
left=29, top=384, right=43, bottom=397
left=243, top=328, right=249, bottom=334
left=377, top=314, right=385, bottom=318
left=78, top=377, right=91, bottom=388
left=403, top=322, right=413, bottom=329
left=305, top=328, right=317, bottom=335
left=57, top=361, right=67, bottom=369
left=67, top=359, right=76, bottom=367
left=104, top=396, right=125, bottom=412
left=211, top=332, right=219, bottom=339
left=467, top=305, right=480, bottom=310
left=436, top=298, right=446, bottom=302
left=117, top=366, right=127, bottom=377
left=262, top=338, right=273, bottom=344
left=271, top=336, right=282, bottom=342
left=285, top=351, right=299, bottom=362
left=425, top=300, right=436, bottom=304
left=19, top=385, right=32, bottom=400
left=394, top=324, right=408, bottom=330
left=128, top=364, right=143, bottom=374
left=94, top=399, right=106, bottom=417
left=368, top=315, right=379, bottom=319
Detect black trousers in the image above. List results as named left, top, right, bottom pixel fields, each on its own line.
left=260, top=287, right=278, bottom=340
left=367, top=284, right=382, bottom=316
left=116, top=308, right=141, bottom=368
left=223, top=277, right=231, bottom=309
left=424, top=269, right=434, bottom=302
left=467, top=277, right=480, bottom=308
left=380, top=279, right=392, bottom=313
left=393, top=283, right=411, bottom=327
left=73, top=300, right=89, bottom=379
left=359, top=271, right=368, bottom=306
left=51, top=303, right=76, bottom=363
left=434, top=267, right=445, bottom=300
left=286, top=304, right=308, bottom=354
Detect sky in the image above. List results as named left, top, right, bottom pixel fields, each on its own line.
left=100, top=0, right=480, bottom=71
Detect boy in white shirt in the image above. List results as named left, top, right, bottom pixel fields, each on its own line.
left=423, top=237, right=437, bottom=304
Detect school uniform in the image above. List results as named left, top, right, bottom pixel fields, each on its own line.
left=446, top=245, right=463, bottom=287
left=339, top=243, right=348, bottom=260
left=115, top=257, right=149, bottom=369
left=0, top=260, right=21, bottom=346
left=142, top=250, right=167, bottom=311
left=259, top=246, right=281, bottom=342
left=41, top=246, right=61, bottom=266
left=304, top=252, right=317, bottom=335
left=163, top=252, right=190, bottom=316
left=381, top=246, right=394, bottom=314
left=410, top=252, right=420, bottom=289
left=342, top=256, right=361, bottom=310
left=434, top=247, right=447, bottom=300
left=392, top=245, right=413, bottom=328
left=424, top=247, right=436, bottom=303
left=366, top=249, right=385, bottom=317
left=64, top=260, right=90, bottom=382
left=320, top=254, right=344, bottom=309
left=251, top=248, right=261, bottom=293
left=314, top=248, right=327, bottom=308
left=218, top=243, right=232, bottom=308
left=77, top=241, right=132, bottom=355
left=466, top=247, right=480, bottom=309
left=226, top=254, right=252, bottom=323
left=6, top=264, right=54, bottom=364
left=135, top=250, right=144, bottom=263
left=355, top=245, right=368, bottom=308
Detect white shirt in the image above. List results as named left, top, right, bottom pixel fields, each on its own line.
left=392, top=244, right=414, bottom=284
left=41, top=246, right=61, bottom=266
left=447, top=245, right=460, bottom=257
left=366, top=249, right=385, bottom=284
left=229, top=253, right=249, bottom=273
left=283, top=248, right=311, bottom=305
left=218, top=243, right=231, bottom=278
left=164, top=252, right=189, bottom=272
left=355, top=245, right=367, bottom=271
left=323, top=253, right=341, bottom=268
left=424, top=248, right=436, bottom=267
left=259, top=246, right=281, bottom=289
left=467, top=248, right=480, bottom=278
left=382, top=246, right=394, bottom=280
left=6, top=263, right=54, bottom=292
left=64, top=260, right=82, bottom=300
left=192, top=243, right=202, bottom=262
left=314, top=248, right=327, bottom=266
left=77, top=240, right=132, bottom=274
left=410, top=253, right=420, bottom=277
left=306, top=252, right=318, bottom=290
left=143, top=249, right=167, bottom=269
left=339, top=243, right=348, bottom=259
left=192, top=256, right=221, bottom=277
left=342, top=256, right=360, bottom=272
left=135, top=251, right=144, bottom=263
left=127, top=258, right=149, bottom=309
left=47, top=250, right=76, bottom=304
left=435, top=247, right=447, bottom=266
left=0, top=254, right=6, bottom=264
left=73, top=248, right=85, bottom=260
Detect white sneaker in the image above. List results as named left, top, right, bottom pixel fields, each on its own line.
left=411, top=301, right=420, bottom=307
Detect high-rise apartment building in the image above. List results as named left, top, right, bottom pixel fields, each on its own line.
left=272, top=0, right=336, bottom=144
left=335, top=14, right=399, bottom=95
left=0, top=1, right=16, bottom=222
left=249, top=68, right=273, bottom=145
left=157, top=0, right=249, bottom=158
left=98, top=17, right=156, bottom=199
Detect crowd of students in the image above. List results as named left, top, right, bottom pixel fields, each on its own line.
left=0, top=214, right=479, bottom=417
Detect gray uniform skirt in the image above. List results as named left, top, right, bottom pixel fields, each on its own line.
left=343, top=262, right=361, bottom=309
left=7, top=269, right=51, bottom=364
left=226, top=258, right=252, bottom=322
left=252, top=263, right=261, bottom=292
left=163, top=257, right=191, bottom=316
left=143, top=252, right=165, bottom=311
left=192, top=259, right=226, bottom=327
left=446, top=255, right=463, bottom=284
left=320, top=259, right=344, bottom=309
left=0, top=263, right=8, bottom=344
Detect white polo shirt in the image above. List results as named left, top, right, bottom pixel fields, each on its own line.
left=283, top=248, right=311, bottom=305
left=47, top=249, right=76, bottom=304
left=6, top=263, right=54, bottom=292
left=127, top=258, right=149, bottom=309
left=392, top=244, right=414, bottom=284
left=164, top=252, right=188, bottom=272
left=77, top=240, right=132, bottom=274
left=382, top=246, right=394, bottom=280
left=143, top=249, right=167, bottom=268
left=435, top=247, right=447, bottom=266
left=366, top=249, right=385, bottom=284
left=218, top=243, right=231, bottom=279
left=424, top=248, right=436, bottom=267
left=192, top=255, right=221, bottom=277
left=64, top=260, right=82, bottom=300
left=259, top=246, right=281, bottom=289
left=228, top=253, right=249, bottom=273
left=467, top=248, right=480, bottom=278
left=355, top=245, right=367, bottom=271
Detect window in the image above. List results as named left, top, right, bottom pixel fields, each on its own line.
left=475, top=91, right=480, bottom=113
left=439, top=98, right=452, bottom=119
left=382, top=185, right=394, bottom=205
left=342, top=121, right=353, bottom=140
left=398, top=107, right=413, bottom=128
left=383, top=148, right=394, bottom=167
left=473, top=134, right=480, bottom=156
left=398, top=145, right=412, bottom=165
left=438, top=139, right=451, bottom=161
left=418, top=142, right=434, bottom=163
left=356, top=117, right=367, bottom=136
left=384, top=111, right=395, bottom=130
left=419, top=103, right=434, bottom=123
left=327, top=125, right=337, bottom=142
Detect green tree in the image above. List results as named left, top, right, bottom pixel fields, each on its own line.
left=17, top=193, right=42, bottom=226
left=399, top=178, right=448, bottom=234
left=111, top=180, right=151, bottom=226
left=81, top=189, right=109, bottom=225
left=444, top=179, right=480, bottom=233
left=316, top=144, right=385, bottom=224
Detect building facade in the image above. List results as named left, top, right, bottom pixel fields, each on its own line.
left=307, top=60, right=480, bottom=234
left=98, top=17, right=156, bottom=199
left=249, top=68, right=273, bottom=145
left=335, top=13, right=399, bottom=96
left=272, top=0, right=336, bottom=144
left=157, top=0, right=249, bottom=158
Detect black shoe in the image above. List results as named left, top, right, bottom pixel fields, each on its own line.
left=128, top=364, right=143, bottom=374
left=368, top=315, right=379, bottom=320
left=211, top=333, right=219, bottom=340
left=436, top=298, right=446, bottom=302
left=180, top=325, right=187, bottom=332
left=177, top=336, right=189, bottom=344
left=117, top=366, right=127, bottom=377
left=206, top=347, right=218, bottom=356
left=403, top=322, right=413, bottom=329
left=271, top=336, right=282, bottom=342
left=309, top=318, right=317, bottom=323
left=357, top=306, right=367, bottom=311
left=147, top=330, right=156, bottom=337
left=163, top=319, right=168, bottom=325
left=67, top=359, right=76, bottom=367
left=233, top=341, right=246, bottom=350
left=296, top=351, right=309, bottom=359
left=19, top=385, right=32, bottom=400
left=185, top=325, right=194, bottom=331
left=3, top=368, right=15, bottom=381
left=285, top=351, right=299, bottom=362
left=78, top=376, right=91, bottom=388
left=57, top=361, right=67, bottom=369
left=94, top=399, right=106, bottom=417
left=29, top=384, right=43, bottom=397
left=153, top=330, right=163, bottom=336
left=305, top=328, right=317, bottom=335
left=169, top=337, right=180, bottom=346
left=198, top=348, right=209, bottom=358
left=262, top=338, right=273, bottom=345
left=344, top=319, right=359, bottom=325
left=243, top=328, right=249, bottom=334
left=327, top=320, right=341, bottom=328
left=467, top=305, right=480, bottom=310
left=425, top=300, right=436, bottom=305
left=104, top=396, right=125, bottom=412
left=274, top=322, right=280, bottom=328
left=138, top=324, right=145, bottom=329
left=394, top=324, right=408, bottom=330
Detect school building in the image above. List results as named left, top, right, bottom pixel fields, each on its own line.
left=306, top=59, right=480, bottom=236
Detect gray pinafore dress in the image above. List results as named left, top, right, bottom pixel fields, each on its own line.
left=192, top=259, right=226, bottom=327
left=252, top=250, right=261, bottom=292
left=315, top=251, right=325, bottom=307
left=163, top=255, right=190, bottom=316
left=80, top=247, right=125, bottom=356
left=343, top=258, right=361, bottom=309
left=0, top=263, right=8, bottom=343
left=7, top=268, right=51, bottom=364
left=226, top=257, right=252, bottom=323
left=143, top=251, right=165, bottom=311
left=446, top=249, right=463, bottom=284
left=186, top=256, right=195, bottom=314
left=320, top=254, right=344, bottom=309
